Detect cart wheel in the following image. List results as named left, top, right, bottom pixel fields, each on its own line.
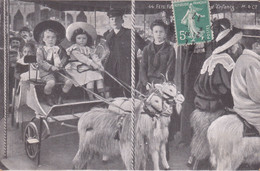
left=24, top=122, right=39, bottom=159
left=31, top=117, right=50, bottom=140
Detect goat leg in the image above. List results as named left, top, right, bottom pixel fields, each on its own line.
left=160, top=143, right=170, bottom=169
left=151, top=151, right=160, bottom=170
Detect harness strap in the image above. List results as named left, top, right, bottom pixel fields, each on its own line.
left=57, top=71, right=129, bottom=112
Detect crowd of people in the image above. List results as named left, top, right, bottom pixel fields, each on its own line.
left=9, top=8, right=260, bottom=169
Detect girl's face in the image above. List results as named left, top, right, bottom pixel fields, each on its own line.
left=43, top=30, right=57, bottom=47
left=152, top=25, right=166, bottom=43
left=23, top=47, right=33, bottom=56
left=76, top=34, right=88, bottom=46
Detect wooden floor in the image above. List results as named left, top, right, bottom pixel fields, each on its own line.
left=0, top=112, right=191, bottom=170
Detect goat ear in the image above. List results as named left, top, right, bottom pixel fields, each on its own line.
left=176, top=103, right=182, bottom=115
left=160, top=73, right=167, bottom=82
left=154, top=84, right=163, bottom=91
left=175, top=93, right=185, bottom=104
left=146, top=83, right=152, bottom=90
left=151, top=81, right=155, bottom=88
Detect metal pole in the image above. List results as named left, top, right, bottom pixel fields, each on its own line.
left=37, top=117, right=43, bottom=166
left=144, top=11, right=146, bottom=38
left=65, top=11, right=68, bottom=28
left=94, top=9, right=96, bottom=29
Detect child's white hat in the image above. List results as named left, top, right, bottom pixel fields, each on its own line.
left=66, top=22, right=97, bottom=45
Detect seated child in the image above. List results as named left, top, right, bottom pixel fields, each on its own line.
left=65, top=22, right=106, bottom=100
left=16, top=42, right=38, bottom=81
left=138, top=19, right=176, bottom=93
left=34, top=20, right=73, bottom=106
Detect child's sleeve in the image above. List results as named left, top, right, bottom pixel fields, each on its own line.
left=166, top=47, right=176, bottom=82
left=71, top=49, right=94, bottom=66
left=36, top=47, right=52, bottom=71
left=139, top=47, right=149, bottom=85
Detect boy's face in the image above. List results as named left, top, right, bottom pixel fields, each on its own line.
left=152, top=26, right=166, bottom=43
left=23, top=47, right=33, bottom=56
left=109, top=16, right=123, bottom=30
left=20, top=31, right=31, bottom=41
left=10, top=40, right=21, bottom=50
left=43, top=30, right=57, bottom=47
left=76, top=34, right=88, bottom=46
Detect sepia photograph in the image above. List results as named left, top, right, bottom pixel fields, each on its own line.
left=0, top=0, right=260, bottom=170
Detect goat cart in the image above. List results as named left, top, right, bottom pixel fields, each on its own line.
left=12, top=61, right=104, bottom=165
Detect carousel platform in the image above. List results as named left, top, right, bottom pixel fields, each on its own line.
left=0, top=112, right=191, bottom=170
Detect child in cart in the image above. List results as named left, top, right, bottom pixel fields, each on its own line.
left=138, top=19, right=176, bottom=93
left=65, top=22, right=107, bottom=100
left=16, top=42, right=38, bottom=81
left=34, top=20, right=73, bottom=106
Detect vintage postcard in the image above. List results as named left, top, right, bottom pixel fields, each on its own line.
left=1, top=0, right=260, bottom=170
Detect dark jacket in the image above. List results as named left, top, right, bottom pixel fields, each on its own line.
left=139, top=41, right=176, bottom=87
left=194, top=61, right=234, bottom=112
left=103, top=27, right=146, bottom=91
left=36, top=45, right=68, bottom=78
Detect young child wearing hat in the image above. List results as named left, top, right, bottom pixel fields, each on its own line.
left=65, top=22, right=106, bottom=100
left=34, top=20, right=73, bottom=106
left=138, top=19, right=176, bottom=93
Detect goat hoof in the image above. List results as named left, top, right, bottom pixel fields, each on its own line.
left=164, top=167, right=171, bottom=170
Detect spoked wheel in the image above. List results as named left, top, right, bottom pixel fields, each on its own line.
left=24, top=122, right=39, bottom=159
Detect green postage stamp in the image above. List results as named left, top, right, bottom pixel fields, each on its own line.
left=173, top=0, right=213, bottom=45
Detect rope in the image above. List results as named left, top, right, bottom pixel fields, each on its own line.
left=57, top=71, right=129, bottom=113
left=75, top=58, right=145, bottom=97
left=3, top=0, right=9, bottom=159
left=130, top=0, right=136, bottom=169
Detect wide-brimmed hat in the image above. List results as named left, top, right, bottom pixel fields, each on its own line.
left=242, top=25, right=260, bottom=38
left=33, top=20, right=65, bottom=44
left=107, top=9, right=124, bottom=18
left=212, top=27, right=242, bottom=54
left=66, top=22, right=97, bottom=45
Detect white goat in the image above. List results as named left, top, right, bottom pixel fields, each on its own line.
left=73, top=92, right=165, bottom=169
left=207, top=114, right=260, bottom=170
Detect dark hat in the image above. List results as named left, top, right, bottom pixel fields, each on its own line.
left=213, top=27, right=242, bottom=54
left=150, top=19, right=168, bottom=30
left=107, top=9, right=124, bottom=18
left=19, top=26, right=31, bottom=33
left=212, top=18, right=231, bottom=39
left=33, top=20, right=65, bottom=44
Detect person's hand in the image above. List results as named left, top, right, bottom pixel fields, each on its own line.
left=51, top=66, right=59, bottom=71
left=90, top=62, right=99, bottom=70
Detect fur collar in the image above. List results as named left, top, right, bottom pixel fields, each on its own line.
left=200, top=53, right=235, bottom=75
